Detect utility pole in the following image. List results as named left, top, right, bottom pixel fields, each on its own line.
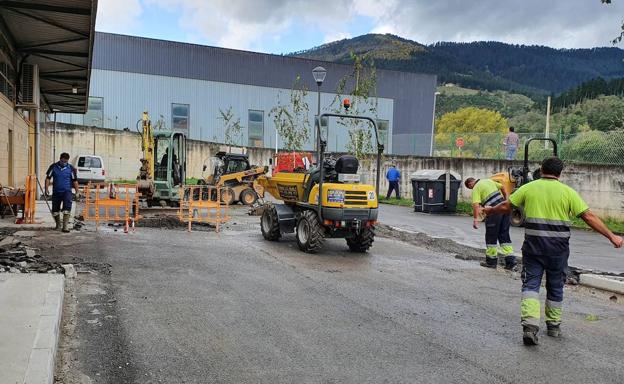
left=545, top=96, right=551, bottom=149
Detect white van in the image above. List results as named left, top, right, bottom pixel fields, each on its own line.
left=74, top=155, right=106, bottom=184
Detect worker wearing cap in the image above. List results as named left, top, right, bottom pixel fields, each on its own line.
left=484, top=157, right=622, bottom=346
left=465, top=177, right=516, bottom=269
left=45, top=152, right=79, bottom=233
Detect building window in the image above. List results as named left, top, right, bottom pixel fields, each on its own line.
left=248, top=110, right=264, bottom=147
left=85, top=97, right=104, bottom=127
left=377, top=120, right=390, bottom=153
left=0, top=53, right=15, bottom=101
left=172, top=103, right=189, bottom=131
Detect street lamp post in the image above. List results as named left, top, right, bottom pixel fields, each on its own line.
left=312, top=66, right=327, bottom=158
left=429, top=91, right=441, bottom=156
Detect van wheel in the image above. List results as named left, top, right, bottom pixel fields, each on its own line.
left=296, top=210, right=324, bottom=253
left=346, top=227, right=375, bottom=252
left=261, top=205, right=281, bottom=241
left=240, top=188, right=258, bottom=206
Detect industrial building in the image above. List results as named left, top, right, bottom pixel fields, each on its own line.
left=58, top=32, right=437, bottom=155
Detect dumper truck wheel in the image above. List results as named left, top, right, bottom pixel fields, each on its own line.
left=240, top=188, right=258, bottom=206
left=261, top=205, right=281, bottom=241
left=346, top=227, right=375, bottom=252
left=511, top=206, right=525, bottom=227
left=296, top=210, right=325, bottom=253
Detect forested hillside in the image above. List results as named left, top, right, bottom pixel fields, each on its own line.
left=294, top=34, right=624, bottom=96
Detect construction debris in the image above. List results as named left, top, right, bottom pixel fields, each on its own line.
left=0, top=234, right=64, bottom=274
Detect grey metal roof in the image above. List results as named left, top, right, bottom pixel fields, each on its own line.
left=0, top=0, right=98, bottom=113
left=92, top=32, right=437, bottom=136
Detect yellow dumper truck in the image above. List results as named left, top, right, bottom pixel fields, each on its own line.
left=257, top=102, right=384, bottom=253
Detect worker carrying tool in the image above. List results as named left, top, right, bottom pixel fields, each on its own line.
left=484, top=157, right=623, bottom=346
left=465, top=177, right=516, bottom=270
left=45, top=152, right=79, bottom=233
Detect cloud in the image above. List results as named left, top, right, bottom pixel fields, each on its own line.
left=100, top=0, right=624, bottom=50
left=360, top=0, right=624, bottom=48
left=144, top=0, right=365, bottom=50
left=323, top=32, right=352, bottom=44
left=96, top=0, right=143, bottom=34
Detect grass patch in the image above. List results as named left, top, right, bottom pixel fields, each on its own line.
left=571, top=216, right=624, bottom=234
left=455, top=201, right=473, bottom=215
left=108, top=179, right=137, bottom=185
left=378, top=196, right=414, bottom=207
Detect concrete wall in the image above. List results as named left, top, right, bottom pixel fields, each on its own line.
left=48, top=124, right=624, bottom=220
left=0, top=94, right=30, bottom=187
left=50, top=123, right=276, bottom=181
left=362, top=156, right=624, bottom=220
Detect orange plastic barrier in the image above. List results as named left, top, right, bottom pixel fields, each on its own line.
left=23, top=175, right=36, bottom=224
left=82, top=183, right=140, bottom=231
left=178, top=185, right=229, bottom=232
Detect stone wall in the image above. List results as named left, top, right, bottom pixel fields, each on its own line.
left=48, top=124, right=624, bottom=220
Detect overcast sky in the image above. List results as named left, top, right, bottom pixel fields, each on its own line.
left=96, top=0, right=624, bottom=53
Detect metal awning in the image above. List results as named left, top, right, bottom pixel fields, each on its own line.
left=0, top=0, right=97, bottom=113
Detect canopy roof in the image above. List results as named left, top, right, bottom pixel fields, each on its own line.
left=0, top=0, right=97, bottom=113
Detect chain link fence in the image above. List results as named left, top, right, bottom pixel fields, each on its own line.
left=413, top=130, right=624, bottom=165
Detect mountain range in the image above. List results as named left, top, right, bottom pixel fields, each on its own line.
left=292, top=34, right=624, bottom=97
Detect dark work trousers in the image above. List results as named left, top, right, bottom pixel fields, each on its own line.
left=484, top=213, right=514, bottom=264
left=521, top=250, right=568, bottom=326
left=52, top=190, right=73, bottom=213
left=386, top=181, right=400, bottom=198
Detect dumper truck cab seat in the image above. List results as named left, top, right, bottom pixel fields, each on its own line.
left=302, top=155, right=359, bottom=201
left=335, top=155, right=359, bottom=175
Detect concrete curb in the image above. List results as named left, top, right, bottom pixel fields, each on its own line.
left=23, top=275, right=64, bottom=384
left=579, top=274, right=624, bottom=295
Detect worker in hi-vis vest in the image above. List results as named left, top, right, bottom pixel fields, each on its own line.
left=465, top=177, right=516, bottom=270
left=484, top=157, right=622, bottom=346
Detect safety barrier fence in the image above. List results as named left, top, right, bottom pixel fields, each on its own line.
left=82, top=183, right=140, bottom=231
left=178, top=185, right=229, bottom=232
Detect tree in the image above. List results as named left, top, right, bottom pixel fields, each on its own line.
left=602, top=0, right=624, bottom=43
left=217, top=107, right=243, bottom=152
left=269, top=75, right=311, bottom=151
left=435, top=107, right=509, bottom=158
left=332, top=52, right=379, bottom=158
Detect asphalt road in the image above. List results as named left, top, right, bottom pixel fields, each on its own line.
left=379, top=203, right=624, bottom=274
left=47, top=209, right=624, bottom=383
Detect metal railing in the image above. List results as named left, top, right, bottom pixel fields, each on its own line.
left=417, top=130, right=624, bottom=165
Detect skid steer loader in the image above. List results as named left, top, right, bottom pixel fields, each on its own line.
left=201, top=152, right=266, bottom=205
left=257, top=99, right=384, bottom=253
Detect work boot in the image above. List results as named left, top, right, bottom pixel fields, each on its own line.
left=480, top=257, right=498, bottom=269
left=504, top=255, right=518, bottom=271
left=53, top=213, right=62, bottom=231
left=62, top=212, right=71, bottom=233
left=546, top=323, right=562, bottom=338
left=523, top=325, right=539, bottom=346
